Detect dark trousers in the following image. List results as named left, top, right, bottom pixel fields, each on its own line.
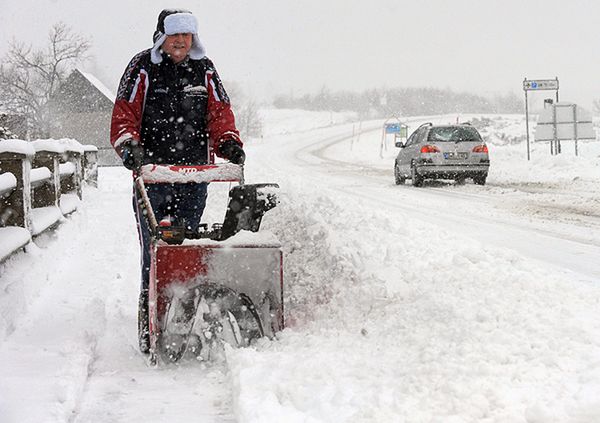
left=133, top=183, right=208, bottom=290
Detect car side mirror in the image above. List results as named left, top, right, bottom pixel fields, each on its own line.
left=395, top=141, right=404, bottom=148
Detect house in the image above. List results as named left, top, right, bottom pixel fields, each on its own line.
left=49, top=69, right=119, bottom=165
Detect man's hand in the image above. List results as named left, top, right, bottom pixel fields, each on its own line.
left=219, top=139, right=245, bottom=165
left=121, top=139, right=144, bottom=170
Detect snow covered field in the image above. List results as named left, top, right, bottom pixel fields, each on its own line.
left=1, top=110, right=599, bottom=422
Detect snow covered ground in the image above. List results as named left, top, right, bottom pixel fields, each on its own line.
left=1, top=110, right=599, bottom=422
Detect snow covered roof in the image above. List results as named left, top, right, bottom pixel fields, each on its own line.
left=76, top=69, right=115, bottom=104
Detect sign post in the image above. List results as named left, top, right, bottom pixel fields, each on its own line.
left=522, top=77, right=559, bottom=160
left=381, top=119, right=408, bottom=158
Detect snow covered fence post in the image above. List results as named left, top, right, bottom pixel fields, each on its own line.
left=82, top=145, right=98, bottom=188
left=0, top=142, right=34, bottom=231
left=31, top=144, right=62, bottom=210
left=59, top=140, right=84, bottom=200
left=0, top=141, right=35, bottom=262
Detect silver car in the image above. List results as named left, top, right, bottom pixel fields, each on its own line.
left=394, top=123, right=490, bottom=186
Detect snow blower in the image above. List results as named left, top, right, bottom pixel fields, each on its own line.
left=135, top=163, right=283, bottom=365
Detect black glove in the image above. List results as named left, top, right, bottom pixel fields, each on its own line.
left=121, top=139, right=144, bottom=171
left=219, top=139, right=245, bottom=165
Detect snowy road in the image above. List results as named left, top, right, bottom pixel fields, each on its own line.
left=272, top=121, right=600, bottom=283
left=1, top=112, right=600, bottom=422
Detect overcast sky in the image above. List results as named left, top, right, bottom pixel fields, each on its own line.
left=1, top=0, right=599, bottom=108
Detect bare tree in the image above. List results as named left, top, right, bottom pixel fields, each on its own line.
left=236, top=99, right=263, bottom=138
left=0, top=23, right=90, bottom=138
left=226, top=80, right=263, bottom=139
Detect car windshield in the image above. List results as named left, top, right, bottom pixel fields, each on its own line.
left=427, top=127, right=482, bottom=142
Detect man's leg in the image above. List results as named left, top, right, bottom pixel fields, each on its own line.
left=132, top=183, right=173, bottom=354
left=172, top=182, right=208, bottom=232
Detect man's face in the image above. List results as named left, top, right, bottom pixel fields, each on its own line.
left=162, top=33, right=193, bottom=63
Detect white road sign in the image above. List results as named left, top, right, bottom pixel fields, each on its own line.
left=523, top=79, right=559, bottom=91
left=534, top=102, right=596, bottom=142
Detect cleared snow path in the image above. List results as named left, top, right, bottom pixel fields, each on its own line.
left=0, top=168, right=234, bottom=423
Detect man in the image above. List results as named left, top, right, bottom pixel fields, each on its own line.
left=110, top=8, right=245, bottom=353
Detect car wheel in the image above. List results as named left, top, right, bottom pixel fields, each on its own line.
left=473, top=174, right=487, bottom=185
left=411, top=164, right=423, bottom=187
left=394, top=163, right=405, bottom=185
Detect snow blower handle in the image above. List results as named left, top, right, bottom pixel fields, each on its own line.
left=134, top=176, right=159, bottom=235
left=138, top=163, right=244, bottom=185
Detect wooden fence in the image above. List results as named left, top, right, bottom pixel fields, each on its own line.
left=0, top=138, right=98, bottom=262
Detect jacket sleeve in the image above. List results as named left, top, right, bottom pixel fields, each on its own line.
left=110, top=51, right=148, bottom=156
left=204, top=61, right=242, bottom=159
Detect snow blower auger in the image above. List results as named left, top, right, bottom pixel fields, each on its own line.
left=134, top=163, right=283, bottom=365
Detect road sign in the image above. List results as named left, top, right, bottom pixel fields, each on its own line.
left=381, top=120, right=408, bottom=158
left=523, top=77, right=560, bottom=160
left=523, top=79, right=559, bottom=91
left=385, top=123, right=402, bottom=134
left=534, top=102, right=595, bottom=156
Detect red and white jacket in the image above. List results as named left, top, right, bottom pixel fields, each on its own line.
left=110, top=50, right=241, bottom=165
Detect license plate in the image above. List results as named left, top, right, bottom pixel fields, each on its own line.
left=444, top=152, right=468, bottom=160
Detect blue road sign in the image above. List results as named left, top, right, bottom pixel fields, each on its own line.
left=385, top=123, right=402, bottom=134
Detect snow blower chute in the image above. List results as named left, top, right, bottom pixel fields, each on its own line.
left=135, top=163, right=283, bottom=365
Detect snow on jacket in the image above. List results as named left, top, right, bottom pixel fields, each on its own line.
left=110, top=50, right=241, bottom=165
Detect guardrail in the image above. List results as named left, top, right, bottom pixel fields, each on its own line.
left=0, top=138, right=98, bottom=262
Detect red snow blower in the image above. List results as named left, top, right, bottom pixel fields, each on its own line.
left=135, top=163, right=283, bottom=365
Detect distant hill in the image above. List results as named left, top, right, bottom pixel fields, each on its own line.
left=273, top=87, right=522, bottom=118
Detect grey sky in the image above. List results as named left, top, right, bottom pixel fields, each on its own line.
left=1, top=0, right=599, bottom=108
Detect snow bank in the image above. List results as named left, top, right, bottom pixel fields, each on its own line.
left=488, top=141, right=600, bottom=184
left=60, top=193, right=80, bottom=215
left=227, top=183, right=600, bottom=422
left=0, top=227, right=30, bottom=262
